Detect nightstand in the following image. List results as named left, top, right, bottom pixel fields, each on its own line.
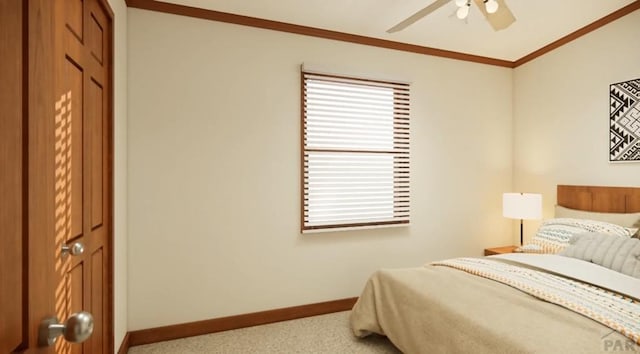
left=484, top=245, right=520, bottom=256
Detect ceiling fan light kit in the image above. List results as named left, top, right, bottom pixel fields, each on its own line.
left=456, top=1, right=471, bottom=19
left=455, top=0, right=498, bottom=19
left=483, top=0, right=499, bottom=14
left=387, top=0, right=515, bottom=34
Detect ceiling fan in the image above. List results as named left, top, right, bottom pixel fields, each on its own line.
left=387, top=0, right=516, bottom=33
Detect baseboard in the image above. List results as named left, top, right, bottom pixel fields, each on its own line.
left=117, top=332, right=131, bottom=354
left=128, top=297, right=358, bottom=347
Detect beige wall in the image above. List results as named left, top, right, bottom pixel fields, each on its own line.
left=513, top=11, right=640, bottom=241
left=127, top=9, right=513, bottom=330
left=107, top=0, right=128, bottom=348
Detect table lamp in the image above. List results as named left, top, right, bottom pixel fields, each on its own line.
left=503, top=193, right=542, bottom=245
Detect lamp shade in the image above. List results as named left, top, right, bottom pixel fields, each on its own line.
left=502, top=193, right=542, bottom=220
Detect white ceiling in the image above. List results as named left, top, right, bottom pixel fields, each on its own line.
left=159, top=0, right=636, bottom=62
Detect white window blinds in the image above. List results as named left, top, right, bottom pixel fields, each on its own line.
left=302, top=72, right=410, bottom=232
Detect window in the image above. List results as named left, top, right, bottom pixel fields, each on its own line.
left=302, top=71, right=410, bottom=232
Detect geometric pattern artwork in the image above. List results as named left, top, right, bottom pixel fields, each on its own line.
left=610, top=78, right=640, bottom=162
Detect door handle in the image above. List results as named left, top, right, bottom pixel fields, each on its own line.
left=38, top=311, right=94, bottom=346
left=61, top=241, right=85, bottom=256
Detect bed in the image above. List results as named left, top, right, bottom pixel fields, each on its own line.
left=350, top=185, right=640, bottom=353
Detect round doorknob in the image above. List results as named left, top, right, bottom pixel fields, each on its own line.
left=38, top=311, right=94, bottom=346
left=61, top=242, right=85, bottom=256
left=64, top=311, right=94, bottom=342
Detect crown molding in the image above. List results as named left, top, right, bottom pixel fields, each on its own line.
left=514, top=0, right=640, bottom=67
left=125, top=0, right=513, bottom=67
left=124, top=0, right=640, bottom=68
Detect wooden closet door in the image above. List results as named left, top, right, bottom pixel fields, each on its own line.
left=52, top=0, right=113, bottom=352
left=0, top=1, right=25, bottom=351
left=0, top=0, right=114, bottom=352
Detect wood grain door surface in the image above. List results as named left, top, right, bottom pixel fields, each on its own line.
left=1, top=0, right=114, bottom=352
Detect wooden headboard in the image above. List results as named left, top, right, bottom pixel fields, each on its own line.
left=557, top=185, right=640, bottom=213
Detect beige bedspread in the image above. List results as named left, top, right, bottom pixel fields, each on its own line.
left=350, top=264, right=640, bottom=353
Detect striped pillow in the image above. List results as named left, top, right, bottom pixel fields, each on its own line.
left=526, top=218, right=633, bottom=254
left=560, top=232, right=640, bottom=279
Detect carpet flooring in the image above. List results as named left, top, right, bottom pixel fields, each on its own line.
left=128, top=311, right=401, bottom=353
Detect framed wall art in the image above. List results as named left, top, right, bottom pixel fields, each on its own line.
left=610, top=78, right=640, bottom=162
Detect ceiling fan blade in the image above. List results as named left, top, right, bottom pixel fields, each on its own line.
left=473, top=0, right=516, bottom=31
left=387, top=0, right=452, bottom=33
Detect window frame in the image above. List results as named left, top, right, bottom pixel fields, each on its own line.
left=301, top=70, right=410, bottom=233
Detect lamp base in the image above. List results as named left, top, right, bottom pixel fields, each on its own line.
left=520, top=219, right=524, bottom=246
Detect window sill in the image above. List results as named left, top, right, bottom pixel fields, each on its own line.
left=301, top=222, right=410, bottom=234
